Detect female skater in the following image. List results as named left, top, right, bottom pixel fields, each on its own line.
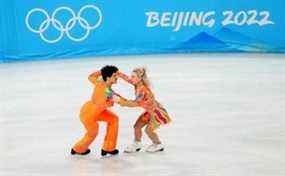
left=118, top=67, right=171, bottom=153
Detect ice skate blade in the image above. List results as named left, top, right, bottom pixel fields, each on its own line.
left=100, top=154, right=119, bottom=159
left=146, top=148, right=164, bottom=153
left=124, top=148, right=141, bottom=153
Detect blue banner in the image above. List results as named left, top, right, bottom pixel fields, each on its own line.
left=1, top=0, right=285, bottom=62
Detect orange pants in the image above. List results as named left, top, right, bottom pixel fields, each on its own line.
left=73, top=103, right=119, bottom=153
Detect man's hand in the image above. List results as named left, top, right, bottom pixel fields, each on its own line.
left=119, top=98, right=129, bottom=107
left=113, top=94, right=121, bottom=103
left=88, top=71, right=101, bottom=84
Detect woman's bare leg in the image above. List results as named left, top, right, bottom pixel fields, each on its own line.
left=134, top=116, right=148, bottom=142
left=145, top=125, right=161, bottom=144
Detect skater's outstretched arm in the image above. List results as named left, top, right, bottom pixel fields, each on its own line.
left=117, top=72, right=134, bottom=85
left=88, top=71, right=101, bottom=84
left=112, top=92, right=127, bottom=104
left=119, top=99, right=139, bottom=107
left=119, top=91, right=145, bottom=107
left=96, top=90, right=126, bottom=109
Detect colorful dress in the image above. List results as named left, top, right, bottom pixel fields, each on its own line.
left=135, top=85, right=172, bottom=130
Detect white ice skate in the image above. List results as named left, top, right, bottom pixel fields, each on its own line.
left=124, top=141, right=142, bottom=153
left=146, top=143, right=164, bottom=153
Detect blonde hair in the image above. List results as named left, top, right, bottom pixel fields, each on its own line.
left=133, top=67, right=150, bottom=87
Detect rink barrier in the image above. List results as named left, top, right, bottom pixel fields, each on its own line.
left=1, top=0, right=285, bottom=62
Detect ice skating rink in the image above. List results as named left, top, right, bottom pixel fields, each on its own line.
left=0, top=54, right=284, bottom=176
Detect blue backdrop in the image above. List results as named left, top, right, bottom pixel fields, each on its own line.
left=1, top=0, right=285, bottom=62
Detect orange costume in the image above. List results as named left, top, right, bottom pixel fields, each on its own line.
left=73, top=71, right=120, bottom=153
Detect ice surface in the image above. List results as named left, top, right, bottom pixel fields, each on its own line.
left=0, top=54, right=285, bottom=176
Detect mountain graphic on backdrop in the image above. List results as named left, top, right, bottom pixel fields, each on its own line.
left=213, top=27, right=272, bottom=51
left=173, top=28, right=279, bottom=52
left=176, top=32, right=233, bottom=52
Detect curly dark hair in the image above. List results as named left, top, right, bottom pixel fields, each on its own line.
left=100, top=65, right=119, bottom=81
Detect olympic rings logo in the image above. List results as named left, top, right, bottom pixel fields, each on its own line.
left=25, top=5, right=102, bottom=43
